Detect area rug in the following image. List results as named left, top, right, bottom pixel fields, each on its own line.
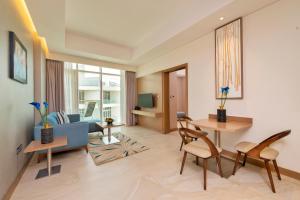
left=88, top=132, right=149, bottom=165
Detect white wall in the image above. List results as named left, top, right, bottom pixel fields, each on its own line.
left=33, top=38, right=46, bottom=123
left=0, top=0, right=37, bottom=198
left=137, top=0, right=300, bottom=172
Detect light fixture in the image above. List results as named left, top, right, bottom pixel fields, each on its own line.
left=219, top=17, right=224, bottom=21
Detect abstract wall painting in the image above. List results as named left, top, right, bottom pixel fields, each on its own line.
left=9, top=31, right=27, bottom=84
left=215, top=18, right=243, bottom=99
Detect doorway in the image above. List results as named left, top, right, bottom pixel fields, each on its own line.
left=162, top=64, right=188, bottom=133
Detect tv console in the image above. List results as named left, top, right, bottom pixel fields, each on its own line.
left=131, top=110, right=162, bottom=118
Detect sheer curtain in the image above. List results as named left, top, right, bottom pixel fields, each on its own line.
left=64, top=62, right=79, bottom=114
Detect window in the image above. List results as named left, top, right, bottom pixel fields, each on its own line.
left=64, top=63, right=123, bottom=123
left=102, top=74, right=121, bottom=121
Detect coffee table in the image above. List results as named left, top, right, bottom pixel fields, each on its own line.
left=96, top=123, right=124, bottom=145
left=24, top=136, right=67, bottom=179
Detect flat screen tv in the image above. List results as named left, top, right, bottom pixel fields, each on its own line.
left=138, top=93, right=154, bottom=108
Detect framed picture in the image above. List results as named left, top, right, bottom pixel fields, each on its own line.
left=215, top=18, right=243, bottom=99
left=9, top=31, right=27, bottom=84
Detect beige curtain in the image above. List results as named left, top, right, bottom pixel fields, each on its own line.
left=64, top=62, right=78, bottom=114
left=125, top=71, right=137, bottom=126
left=46, top=59, right=65, bottom=112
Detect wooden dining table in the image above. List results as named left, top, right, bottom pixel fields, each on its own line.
left=190, top=114, right=253, bottom=148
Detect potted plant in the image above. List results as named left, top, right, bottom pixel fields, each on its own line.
left=105, top=117, right=114, bottom=125
left=30, top=101, right=53, bottom=144
left=217, top=86, right=229, bottom=122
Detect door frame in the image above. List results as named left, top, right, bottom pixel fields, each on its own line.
left=162, top=63, right=188, bottom=133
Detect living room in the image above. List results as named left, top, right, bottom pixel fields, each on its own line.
left=1, top=0, right=300, bottom=199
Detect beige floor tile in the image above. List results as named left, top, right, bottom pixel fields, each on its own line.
left=11, top=126, right=300, bottom=200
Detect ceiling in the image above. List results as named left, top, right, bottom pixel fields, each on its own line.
left=66, top=0, right=233, bottom=48
left=25, top=0, right=278, bottom=67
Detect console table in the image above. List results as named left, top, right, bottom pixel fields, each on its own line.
left=131, top=110, right=162, bottom=118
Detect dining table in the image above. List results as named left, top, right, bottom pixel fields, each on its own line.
left=190, top=114, right=253, bottom=148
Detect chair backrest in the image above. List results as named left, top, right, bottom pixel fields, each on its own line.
left=84, top=102, right=96, bottom=117
left=178, top=128, right=219, bottom=156
left=247, top=130, right=291, bottom=158
left=176, top=114, right=201, bottom=131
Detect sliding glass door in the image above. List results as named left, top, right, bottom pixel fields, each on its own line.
left=78, top=71, right=101, bottom=120
left=102, top=73, right=121, bottom=122
left=65, top=63, right=122, bottom=123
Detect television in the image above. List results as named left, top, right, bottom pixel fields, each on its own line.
left=138, top=93, right=154, bottom=108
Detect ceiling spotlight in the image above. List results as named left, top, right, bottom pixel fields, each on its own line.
left=219, top=17, right=224, bottom=21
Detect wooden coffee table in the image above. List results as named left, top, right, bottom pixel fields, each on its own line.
left=97, top=123, right=124, bottom=145
left=24, top=136, right=67, bottom=179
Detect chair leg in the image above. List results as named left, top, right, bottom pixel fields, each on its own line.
left=179, top=140, right=184, bottom=151
left=264, top=160, right=276, bottom=193
left=273, top=160, right=281, bottom=180
left=203, top=159, right=207, bottom=190
left=180, top=151, right=187, bottom=175
left=216, top=155, right=223, bottom=178
left=196, top=156, right=199, bottom=165
left=242, top=154, right=247, bottom=167
left=232, top=151, right=241, bottom=175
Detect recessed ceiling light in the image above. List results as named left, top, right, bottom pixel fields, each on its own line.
left=219, top=17, right=224, bottom=21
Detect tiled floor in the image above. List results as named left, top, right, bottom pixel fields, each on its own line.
left=11, top=126, right=300, bottom=200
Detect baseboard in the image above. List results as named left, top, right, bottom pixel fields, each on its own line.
left=3, top=154, right=33, bottom=200
left=222, top=149, right=300, bottom=180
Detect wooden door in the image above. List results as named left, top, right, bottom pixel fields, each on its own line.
left=169, top=71, right=178, bottom=129
left=162, top=63, right=188, bottom=133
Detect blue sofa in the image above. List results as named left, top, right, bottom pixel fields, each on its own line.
left=34, top=112, right=90, bottom=158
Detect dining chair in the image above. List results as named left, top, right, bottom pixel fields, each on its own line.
left=179, top=128, right=223, bottom=190
left=232, top=130, right=291, bottom=193
left=176, top=113, right=208, bottom=151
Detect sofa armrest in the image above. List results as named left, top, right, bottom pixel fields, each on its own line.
left=68, top=114, right=80, bottom=123
left=34, top=122, right=89, bottom=147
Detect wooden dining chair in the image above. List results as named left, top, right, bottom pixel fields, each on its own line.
left=179, top=128, right=223, bottom=190
left=232, top=130, right=291, bottom=193
left=177, top=115, right=208, bottom=151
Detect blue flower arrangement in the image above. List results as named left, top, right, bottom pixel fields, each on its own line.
left=219, top=86, right=229, bottom=110
left=29, top=101, right=50, bottom=128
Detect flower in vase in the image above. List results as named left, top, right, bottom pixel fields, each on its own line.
left=29, top=101, right=50, bottom=128
left=219, top=86, right=229, bottom=110
left=43, top=102, right=49, bottom=109
left=29, top=102, right=40, bottom=110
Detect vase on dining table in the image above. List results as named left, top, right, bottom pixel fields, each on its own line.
left=217, top=109, right=226, bottom=122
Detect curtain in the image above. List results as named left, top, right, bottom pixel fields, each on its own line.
left=125, top=71, right=137, bottom=126
left=46, top=59, right=65, bottom=112
left=64, top=62, right=79, bottom=114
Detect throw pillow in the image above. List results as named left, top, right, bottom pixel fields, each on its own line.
left=56, top=111, right=70, bottom=124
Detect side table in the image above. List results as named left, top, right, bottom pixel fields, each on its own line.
left=24, top=136, right=67, bottom=179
